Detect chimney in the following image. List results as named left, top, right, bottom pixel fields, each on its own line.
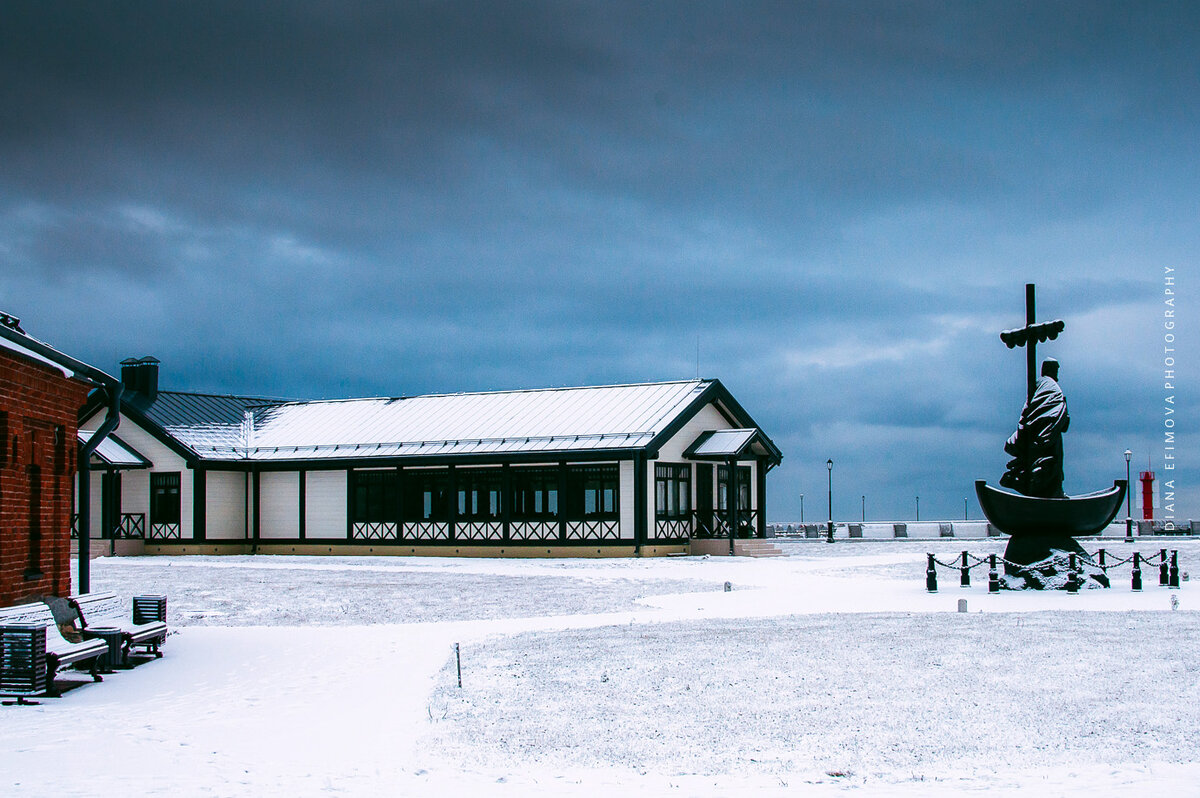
left=120, top=356, right=160, bottom=401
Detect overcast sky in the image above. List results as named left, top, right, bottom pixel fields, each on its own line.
left=2, top=1, right=1196, bottom=522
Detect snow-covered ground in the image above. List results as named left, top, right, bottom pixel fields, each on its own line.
left=2, top=540, right=1197, bottom=796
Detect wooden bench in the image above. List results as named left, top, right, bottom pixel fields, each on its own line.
left=68, top=593, right=168, bottom=665
left=0, top=602, right=106, bottom=696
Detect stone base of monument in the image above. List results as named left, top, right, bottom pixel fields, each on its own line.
left=1001, top=535, right=1111, bottom=590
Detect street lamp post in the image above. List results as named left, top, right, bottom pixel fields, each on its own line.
left=826, top=459, right=834, bottom=543
left=915, top=496, right=920, bottom=522
left=964, top=498, right=968, bottom=521
left=1125, top=449, right=1133, bottom=542
left=861, top=495, right=865, bottom=523
left=800, top=493, right=804, bottom=524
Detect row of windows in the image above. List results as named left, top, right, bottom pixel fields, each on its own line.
left=125, top=463, right=752, bottom=527
left=351, top=465, right=620, bottom=525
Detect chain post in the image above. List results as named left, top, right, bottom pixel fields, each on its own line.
left=1132, top=552, right=1142, bottom=592
left=1067, top=552, right=1079, bottom=594
left=1169, top=550, right=1180, bottom=589
left=960, top=551, right=971, bottom=587
left=926, top=554, right=938, bottom=593
left=988, top=554, right=999, bottom=593
left=1159, top=548, right=1169, bottom=586
left=1098, top=548, right=1106, bottom=571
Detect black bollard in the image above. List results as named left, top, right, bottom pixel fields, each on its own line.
left=1132, top=552, right=1143, bottom=592
left=1160, top=549, right=1169, bottom=586
left=1067, top=552, right=1079, bottom=594
left=926, top=554, right=938, bottom=593
left=988, top=554, right=999, bottom=593
left=1098, top=548, right=1106, bottom=571
left=1170, top=550, right=1180, bottom=589
left=960, top=551, right=971, bottom=587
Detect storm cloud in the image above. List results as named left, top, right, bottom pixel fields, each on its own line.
left=2, top=1, right=1196, bottom=520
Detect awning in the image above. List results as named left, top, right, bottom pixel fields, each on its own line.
left=683, top=428, right=782, bottom=466
left=78, top=430, right=151, bottom=469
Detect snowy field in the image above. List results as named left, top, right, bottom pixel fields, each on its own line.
left=3, top=540, right=1198, bottom=796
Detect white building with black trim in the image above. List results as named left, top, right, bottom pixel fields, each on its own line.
left=78, top=359, right=782, bottom=556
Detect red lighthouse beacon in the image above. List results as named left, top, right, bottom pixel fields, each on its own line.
left=1139, top=469, right=1155, bottom=521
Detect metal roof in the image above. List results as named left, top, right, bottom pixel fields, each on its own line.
left=149, top=380, right=717, bottom=462
left=683, top=428, right=783, bottom=463
left=79, top=430, right=150, bottom=469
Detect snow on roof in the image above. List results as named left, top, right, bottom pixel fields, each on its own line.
left=79, top=430, right=150, bottom=468
left=687, top=429, right=759, bottom=457
left=165, top=380, right=714, bottom=461
left=0, top=329, right=76, bottom=378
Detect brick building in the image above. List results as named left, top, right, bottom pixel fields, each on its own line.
left=0, top=313, right=121, bottom=607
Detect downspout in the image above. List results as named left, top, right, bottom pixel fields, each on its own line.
left=77, top=382, right=123, bottom=594
left=0, top=323, right=124, bottom=594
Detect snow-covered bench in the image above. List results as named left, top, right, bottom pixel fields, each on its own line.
left=0, top=601, right=106, bottom=696
left=69, top=593, right=167, bottom=665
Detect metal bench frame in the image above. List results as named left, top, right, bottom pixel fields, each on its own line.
left=0, top=603, right=106, bottom=697
left=68, top=593, right=168, bottom=664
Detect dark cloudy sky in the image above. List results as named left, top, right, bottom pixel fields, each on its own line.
left=3, top=1, right=1196, bottom=522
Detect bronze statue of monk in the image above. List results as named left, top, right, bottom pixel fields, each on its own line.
left=1000, top=358, right=1070, bottom=498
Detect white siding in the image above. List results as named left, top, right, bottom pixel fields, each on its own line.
left=80, top=411, right=193, bottom=537
left=206, top=471, right=247, bottom=540
left=619, top=460, right=635, bottom=539
left=259, top=472, right=300, bottom=539
left=655, top=403, right=732, bottom=461
left=305, top=470, right=347, bottom=538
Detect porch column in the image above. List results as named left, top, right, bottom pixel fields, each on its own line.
left=756, top=458, right=767, bottom=538
left=727, top=456, right=737, bottom=555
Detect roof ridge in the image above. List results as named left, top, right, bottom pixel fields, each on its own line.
left=155, top=389, right=292, bottom=403
left=256, top=378, right=711, bottom=408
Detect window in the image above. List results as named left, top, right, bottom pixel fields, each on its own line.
left=565, top=465, right=619, bottom=519
left=510, top=467, right=558, bottom=519
left=655, top=464, right=691, bottom=520
left=457, top=469, right=502, bottom=521
left=402, top=469, right=450, bottom=522
left=350, top=470, right=398, bottom=524
left=717, top=465, right=751, bottom=512
left=150, top=472, right=181, bottom=525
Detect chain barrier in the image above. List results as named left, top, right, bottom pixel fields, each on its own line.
left=925, top=549, right=1182, bottom=593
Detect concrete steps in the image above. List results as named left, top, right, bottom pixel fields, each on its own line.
left=732, top=540, right=785, bottom=558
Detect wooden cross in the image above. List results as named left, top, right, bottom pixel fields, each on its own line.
left=999, top=283, right=1065, bottom=402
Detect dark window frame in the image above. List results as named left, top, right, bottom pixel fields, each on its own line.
left=655, top=463, right=691, bottom=520
left=510, top=467, right=559, bottom=520
left=150, top=471, right=182, bottom=525
left=717, top=465, right=751, bottom=512
left=402, top=469, right=450, bottom=522
left=456, top=468, right=503, bottom=521
left=565, top=464, right=619, bottom=520
left=350, top=469, right=399, bottom=524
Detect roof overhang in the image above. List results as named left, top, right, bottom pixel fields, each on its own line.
left=78, top=430, right=151, bottom=469
left=683, top=428, right=782, bottom=466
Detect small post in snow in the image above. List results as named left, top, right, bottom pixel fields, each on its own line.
left=1132, top=552, right=1143, bottom=592
left=455, top=643, right=462, bottom=688
left=1160, top=549, right=1169, bottom=586
left=1169, top=550, right=1180, bottom=589
left=1066, top=553, right=1079, bottom=594
left=926, top=554, right=937, bottom=593
left=960, top=551, right=970, bottom=587
left=988, top=554, right=999, bottom=593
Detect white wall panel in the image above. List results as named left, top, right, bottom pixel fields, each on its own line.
left=259, top=472, right=300, bottom=539
left=206, top=471, right=247, bottom=540
left=305, top=470, right=347, bottom=539
left=619, top=460, right=635, bottom=539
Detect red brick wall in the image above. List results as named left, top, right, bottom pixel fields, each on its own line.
left=0, top=348, right=89, bottom=607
